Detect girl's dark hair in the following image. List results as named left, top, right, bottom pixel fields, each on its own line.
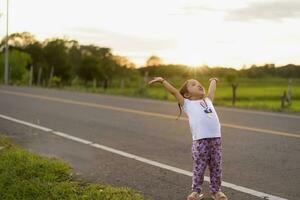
left=176, top=80, right=190, bottom=120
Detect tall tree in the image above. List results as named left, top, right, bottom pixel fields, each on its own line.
left=0, top=32, right=37, bottom=50
left=43, top=38, right=72, bottom=83
left=0, top=49, right=32, bottom=82
left=146, top=55, right=162, bottom=67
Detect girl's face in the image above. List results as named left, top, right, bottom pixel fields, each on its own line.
left=185, top=79, right=205, bottom=99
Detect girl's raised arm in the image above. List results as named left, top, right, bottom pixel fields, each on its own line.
left=148, top=77, right=184, bottom=106
left=207, top=77, right=219, bottom=102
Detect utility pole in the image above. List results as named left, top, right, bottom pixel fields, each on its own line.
left=4, top=0, right=9, bottom=85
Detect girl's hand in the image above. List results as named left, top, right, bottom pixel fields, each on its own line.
left=209, top=77, right=219, bottom=83
left=148, top=77, right=165, bottom=85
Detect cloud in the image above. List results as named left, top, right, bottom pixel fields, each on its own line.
left=225, top=0, right=300, bottom=22
left=67, top=27, right=176, bottom=53
left=176, top=0, right=300, bottom=22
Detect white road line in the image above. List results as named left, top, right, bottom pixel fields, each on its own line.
left=0, top=113, right=288, bottom=200
left=52, top=131, right=92, bottom=145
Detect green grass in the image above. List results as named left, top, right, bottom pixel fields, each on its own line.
left=59, top=83, right=300, bottom=113
left=4, top=77, right=300, bottom=113
left=216, top=99, right=300, bottom=112
left=87, top=79, right=300, bottom=112
left=0, top=136, right=150, bottom=200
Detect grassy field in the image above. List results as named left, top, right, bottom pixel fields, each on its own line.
left=0, top=136, right=150, bottom=200
left=2, top=77, right=299, bottom=113
left=61, top=77, right=300, bottom=113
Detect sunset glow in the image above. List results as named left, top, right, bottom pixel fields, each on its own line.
left=0, top=0, right=299, bottom=68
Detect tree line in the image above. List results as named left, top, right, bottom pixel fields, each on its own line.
left=1, top=32, right=299, bottom=89
left=0, top=32, right=138, bottom=88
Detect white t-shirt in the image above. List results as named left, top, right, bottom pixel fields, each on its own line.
left=182, top=97, right=221, bottom=140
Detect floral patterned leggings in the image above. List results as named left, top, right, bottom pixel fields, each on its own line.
left=191, top=137, right=222, bottom=194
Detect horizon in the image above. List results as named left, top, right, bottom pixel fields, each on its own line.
left=0, top=0, right=300, bottom=69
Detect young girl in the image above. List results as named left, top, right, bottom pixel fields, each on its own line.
left=148, top=77, right=228, bottom=200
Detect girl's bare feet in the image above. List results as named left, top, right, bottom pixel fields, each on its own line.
left=211, top=191, right=228, bottom=200
left=187, top=192, right=204, bottom=200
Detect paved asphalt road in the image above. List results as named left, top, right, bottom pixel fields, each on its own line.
left=0, top=85, right=299, bottom=200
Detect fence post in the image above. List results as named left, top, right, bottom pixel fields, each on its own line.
left=281, top=90, right=287, bottom=109
left=48, top=66, right=54, bottom=88
left=37, top=67, right=42, bottom=86
left=29, top=65, right=33, bottom=87
left=287, top=79, right=292, bottom=106
left=93, top=78, right=97, bottom=88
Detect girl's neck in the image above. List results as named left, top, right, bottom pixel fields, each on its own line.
left=189, top=96, right=205, bottom=100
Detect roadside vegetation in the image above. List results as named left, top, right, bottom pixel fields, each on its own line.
left=1, top=32, right=299, bottom=113
left=0, top=136, right=150, bottom=200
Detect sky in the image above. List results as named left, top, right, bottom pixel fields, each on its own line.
left=0, top=0, right=300, bottom=68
